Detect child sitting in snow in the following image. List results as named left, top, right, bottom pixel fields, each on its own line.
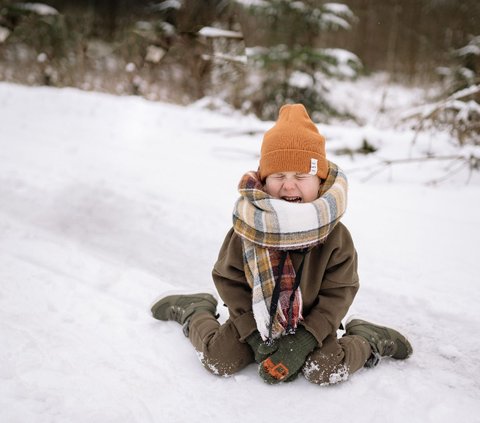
left=151, top=104, right=412, bottom=384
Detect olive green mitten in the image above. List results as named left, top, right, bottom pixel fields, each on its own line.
left=246, top=331, right=278, bottom=364
left=259, top=326, right=317, bottom=384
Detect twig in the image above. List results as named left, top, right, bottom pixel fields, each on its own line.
left=348, top=154, right=464, bottom=174
left=426, top=157, right=468, bottom=185
left=347, top=154, right=473, bottom=183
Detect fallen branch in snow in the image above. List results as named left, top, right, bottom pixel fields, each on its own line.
left=348, top=153, right=480, bottom=184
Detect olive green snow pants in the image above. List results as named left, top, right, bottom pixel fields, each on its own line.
left=189, top=312, right=372, bottom=384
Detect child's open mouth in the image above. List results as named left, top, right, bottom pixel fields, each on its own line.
left=282, top=196, right=302, bottom=203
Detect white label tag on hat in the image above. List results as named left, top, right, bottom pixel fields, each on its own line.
left=309, top=158, right=318, bottom=175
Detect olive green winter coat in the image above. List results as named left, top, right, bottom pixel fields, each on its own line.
left=212, top=221, right=359, bottom=345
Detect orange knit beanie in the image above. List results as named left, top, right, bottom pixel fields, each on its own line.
left=258, top=104, right=328, bottom=180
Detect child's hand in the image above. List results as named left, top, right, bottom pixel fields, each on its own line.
left=258, top=326, right=317, bottom=384
left=246, top=331, right=278, bottom=363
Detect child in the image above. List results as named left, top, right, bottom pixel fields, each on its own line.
left=151, top=104, right=412, bottom=385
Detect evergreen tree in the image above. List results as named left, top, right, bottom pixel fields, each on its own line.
left=235, top=0, right=361, bottom=120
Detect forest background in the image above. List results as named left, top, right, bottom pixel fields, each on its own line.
left=0, top=0, right=479, bottom=167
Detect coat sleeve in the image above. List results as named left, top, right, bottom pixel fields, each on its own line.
left=301, top=224, right=360, bottom=345
left=212, top=228, right=257, bottom=342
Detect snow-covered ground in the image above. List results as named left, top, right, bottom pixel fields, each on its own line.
left=1, top=80, right=479, bottom=423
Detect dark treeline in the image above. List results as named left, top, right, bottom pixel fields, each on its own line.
left=325, top=0, right=480, bottom=84
left=18, top=0, right=477, bottom=81
left=0, top=0, right=478, bottom=121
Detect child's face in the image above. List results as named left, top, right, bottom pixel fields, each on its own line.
left=264, top=171, right=321, bottom=203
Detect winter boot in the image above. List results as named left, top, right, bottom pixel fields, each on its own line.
left=345, top=318, right=413, bottom=368
left=151, top=293, right=218, bottom=337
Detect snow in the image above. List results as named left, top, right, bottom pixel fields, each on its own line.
left=457, top=36, right=480, bottom=57
left=0, top=26, right=10, bottom=43
left=202, top=52, right=247, bottom=65
left=235, top=0, right=270, bottom=7
left=1, top=80, right=480, bottom=423
left=289, top=71, right=313, bottom=89
left=14, top=2, right=59, bottom=16
left=457, top=44, right=480, bottom=56
left=320, top=11, right=352, bottom=30
left=320, top=48, right=362, bottom=78
left=323, top=2, right=354, bottom=17
left=150, top=0, right=182, bottom=11
left=290, top=1, right=307, bottom=11
left=198, top=27, right=243, bottom=39
left=145, top=46, right=166, bottom=64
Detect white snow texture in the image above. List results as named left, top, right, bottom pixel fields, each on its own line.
left=0, top=81, right=479, bottom=423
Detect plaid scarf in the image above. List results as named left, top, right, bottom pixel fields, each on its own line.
left=233, top=162, right=348, bottom=341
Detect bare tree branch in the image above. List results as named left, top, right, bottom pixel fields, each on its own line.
left=348, top=154, right=478, bottom=184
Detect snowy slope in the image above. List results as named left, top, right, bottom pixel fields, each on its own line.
left=0, top=82, right=479, bottom=423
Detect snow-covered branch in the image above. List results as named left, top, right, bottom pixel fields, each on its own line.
left=198, top=27, right=243, bottom=40
left=400, top=84, right=480, bottom=147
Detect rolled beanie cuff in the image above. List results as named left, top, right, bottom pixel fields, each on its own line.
left=259, top=149, right=328, bottom=179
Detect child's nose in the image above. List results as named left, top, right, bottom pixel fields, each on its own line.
left=282, top=178, right=296, bottom=190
